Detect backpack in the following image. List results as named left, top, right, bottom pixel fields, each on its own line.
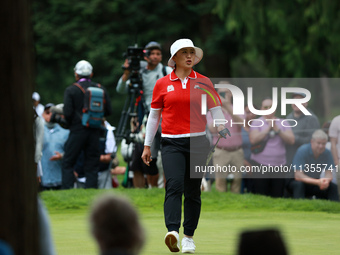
left=73, top=83, right=105, bottom=128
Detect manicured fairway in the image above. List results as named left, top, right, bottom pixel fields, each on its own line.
left=42, top=189, right=340, bottom=255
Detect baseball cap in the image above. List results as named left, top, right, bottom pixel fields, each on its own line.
left=74, top=60, right=93, bottom=76
left=32, top=92, right=40, bottom=101
left=145, top=41, right=161, bottom=50
left=44, top=103, right=55, bottom=110
left=168, top=39, right=203, bottom=68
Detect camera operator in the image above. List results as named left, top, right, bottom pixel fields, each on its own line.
left=50, top=103, right=69, bottom=129
left=62, top=60, right=112, bottom=189
left=117, top=41, right=172, bottom=188
left=117, top=41, right=172, bottom=111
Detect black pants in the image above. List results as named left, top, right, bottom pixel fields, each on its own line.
left=287, top=180, right=339, bottom=201
left=161, top=136, right=208, bottom=236
left=62, top=128, right=100, bottom=189
left=130, top=142, right=158, bottom=175
left=249, top=160, right=286, bottom=198
left=252, top=178, right=285, bottom=198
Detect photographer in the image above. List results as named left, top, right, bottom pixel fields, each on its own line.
left=117, top=42, right=172, bottom=188
left=116, top=41, right=172, bottom=111
left=40, top=103, right=69, bottom=191
left=62, top=60, right=112, bottom=189
left=50, top=103, right=69, bottom=129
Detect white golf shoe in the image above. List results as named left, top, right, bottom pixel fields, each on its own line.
left=165, top=231, right=180, bottom=252
left=181, top=237, right=195, bottom=253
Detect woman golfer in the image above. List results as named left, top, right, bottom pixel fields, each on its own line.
left=142, top=38, right=225, bottom=253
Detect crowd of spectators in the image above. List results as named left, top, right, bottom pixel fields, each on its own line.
left=207, top=90, right=339, bottom=202
left=32, top=50, right=340, bottom=203
left=32, top=89, right=124, bottom=191
left=33, top=84, right=340, bottom=203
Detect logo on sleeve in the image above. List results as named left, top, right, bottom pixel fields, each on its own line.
left=167, top=85, right=175, bottom=92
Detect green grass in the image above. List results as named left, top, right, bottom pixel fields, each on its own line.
left=41, top=188, right=340, bottom=255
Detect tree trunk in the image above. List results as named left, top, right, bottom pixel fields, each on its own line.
left=0, top=0, right=39, bottom=254
left=199, top=9, right=231, bottom=77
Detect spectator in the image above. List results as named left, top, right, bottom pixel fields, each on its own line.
left=241, top=104, right=257, bottom=193
left=89, top=193, right=145, bottom=255
left=284, top=92, right=320, bottom=196
left=249, top=98, right=294, bottom=198
left=207, top=84, right=244, bottom=193
left=130, top=117, right=159, bottom=188
left=237, top=228, right=288, bottom=255
left=98, top=121, right=117, bottom=189
left=141, top=38, right=225, bottom=253
left=287, top=129, right=339, bottom=201
left=32, top=92, right=44, bottom=117
left=40, top=103, right=69, bottom=190
left=321, top=121, right=331, bottom=150
left=117, top=41, right=172, bottom=112
left=74, top=121, right=117, bottom=189
left=320, top=121, right=337, bottom=184
left=32, top=101, right=57, bottom=255
left=117, top=41, right=172, bottom=188
left=285, top=92, right=320, bottom=165
left=329, top=115, right=340, bottom=196
left=38, top=197, right=57, bottom=255
left=33, top=108, right=44, bottom=183
left=110, top=156, right=125, bottom=188
left=62, top=60, right=112, bottom=189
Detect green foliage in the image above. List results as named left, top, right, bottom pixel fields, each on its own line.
left=213, top=0, right=340, bottom=78
left=32, top=0, right=340, bottom=125
left=32, top=0, right=219, bottom=125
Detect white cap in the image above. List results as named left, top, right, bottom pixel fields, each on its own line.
left=168, top=39, right=203, bottom=68
left=32, top=92, right=40, bottom=101
left=74, top=60, right=93, bottom=76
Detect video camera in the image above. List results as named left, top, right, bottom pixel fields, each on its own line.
left=50, top=104, right=70, bottom=129
left=123, top=45, right=145, bottom=92
left=116, top=44, right=146, bottom=145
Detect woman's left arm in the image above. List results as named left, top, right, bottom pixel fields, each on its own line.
left=210, top=106, right=227, bottom=135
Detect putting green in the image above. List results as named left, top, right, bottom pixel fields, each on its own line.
left=49, top=209, right=340, bottom=255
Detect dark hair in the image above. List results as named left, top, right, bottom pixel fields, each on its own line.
left=238, top=228, right=288, bottom=255
left=78, top=75, right=91, bottom=79
left=90, top=194, right=145, bottom=254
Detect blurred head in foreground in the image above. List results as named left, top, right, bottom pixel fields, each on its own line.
left=237, top=228, right=288, bottom=255
left=89, top=193, right=145, bottom=255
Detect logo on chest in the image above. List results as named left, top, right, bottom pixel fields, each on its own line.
left=167, top=85, right=175, bottom=92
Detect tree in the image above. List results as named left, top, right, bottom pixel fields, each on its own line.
left=212, top=0, right=340, bottom=119
left=213, top=0, right=340, bottom=78
left=0, top=0, right=39, bottom=254
left=32, top=0, right=340, bottom=124
left=32, top=0, right=220, bottom=125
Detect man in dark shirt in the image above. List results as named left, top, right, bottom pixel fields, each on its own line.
left=62, top=60, right=112, bottom=189
left=288, top=129, right=339, bottom=201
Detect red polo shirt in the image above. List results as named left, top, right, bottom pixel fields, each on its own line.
left=151, top=69, right=221, bottom=137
